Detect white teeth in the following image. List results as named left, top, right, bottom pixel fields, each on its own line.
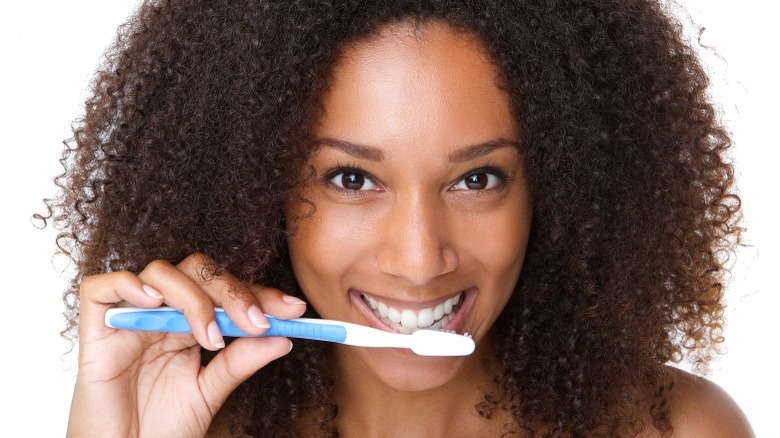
left=444, top=298, right=453, bottom=314
left=417, top=308, right=434, bottom=327
left=361, top=291, right=464, bottom=332
left=387, top=307, right=401, bottom=324
left=400, top=310, right=418, bottom=328
left=433, top=303, right=445, bottom=320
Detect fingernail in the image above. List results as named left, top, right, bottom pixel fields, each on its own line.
left=142, top=284, right=163, bottom=299
left=287, top=340, right=294, bottom=354
left=247, top=305, right=270, bottom=328
left=282, top=294, right=307, bottom=306
left=207, top=321, right=225, bottom=349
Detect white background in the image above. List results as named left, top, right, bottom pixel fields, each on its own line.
left=0, top=1, right=777, bottom=436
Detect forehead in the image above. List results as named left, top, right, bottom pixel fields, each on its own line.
left=341, top=20, right=494, bottom=75
left=315, top=21, right=517, bottom=151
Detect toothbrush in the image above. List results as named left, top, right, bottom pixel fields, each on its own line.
left=105, top=307, right=475, bottom=357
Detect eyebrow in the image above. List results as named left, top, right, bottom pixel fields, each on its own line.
left=447, top=138, right=520, bottom=163
left=313, top=138, right=385, bottom=161
left=312, top=137, right=519, bottom=162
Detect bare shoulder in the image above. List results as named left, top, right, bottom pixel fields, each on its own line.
left=664, top=367, right=755, bottom=437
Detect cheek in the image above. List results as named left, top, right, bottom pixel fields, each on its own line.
left=287, top=201, right=376, bottom=299
left=462, top=199, right=531, bottom=288
left=290, top=205, right=372, bottom=262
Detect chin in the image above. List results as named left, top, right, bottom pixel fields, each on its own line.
left=354, top=347, right=471, bottom=393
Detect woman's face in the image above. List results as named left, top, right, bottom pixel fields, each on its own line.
left=287, top=22, right=532, bottom=392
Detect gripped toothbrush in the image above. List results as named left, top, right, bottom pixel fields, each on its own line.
left=105, top=307, right=475, bottom=357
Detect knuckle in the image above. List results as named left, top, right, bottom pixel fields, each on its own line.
left=79, top=270, right=134, bottom=296
left=113, top=270, right=137, bottom=284
left=179, top=253, right=217, bottom=284
left=222, top=358, right=243, bottom=383
left=180, top=252, right=211, bottom=269
left=143, top=259, right=172, bottom=277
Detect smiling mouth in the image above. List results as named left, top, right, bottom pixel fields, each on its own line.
left=360, top=292, right=463, bottom=334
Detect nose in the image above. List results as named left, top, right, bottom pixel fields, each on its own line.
left=376, top=193, right=458, bottom=285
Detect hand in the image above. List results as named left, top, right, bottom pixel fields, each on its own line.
left=66, top=253, right=307, bottom=438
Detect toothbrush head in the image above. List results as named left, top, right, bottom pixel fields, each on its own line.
left=409, top=329, right=476, bottom=356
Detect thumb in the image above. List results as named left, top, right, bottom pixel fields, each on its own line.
left=198, top=336, right=292, bottom=413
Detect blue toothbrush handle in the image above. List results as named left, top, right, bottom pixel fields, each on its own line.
left=106, top=308, right=347, bottom=343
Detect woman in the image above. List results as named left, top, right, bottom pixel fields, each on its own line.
left=50, top=0, right=753, bottom=436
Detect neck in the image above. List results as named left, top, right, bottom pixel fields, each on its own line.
left=331, top=338, right=508, bottom=437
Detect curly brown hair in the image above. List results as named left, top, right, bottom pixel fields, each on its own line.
left=41, top=0, right=741, bottom=436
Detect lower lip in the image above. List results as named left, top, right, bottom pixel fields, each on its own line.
left=442, top=288, right=476, bottom=334
left=349, top=287, right=477, bottom=337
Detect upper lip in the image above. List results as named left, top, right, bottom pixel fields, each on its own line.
left=350, top=287, right=477, bottom=335
left=349, top=289, right=466, bottom=311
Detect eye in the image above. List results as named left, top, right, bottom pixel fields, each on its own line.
left=452, top=170, right=504, bottom=191
left=328, top=169, right=378, bottom=191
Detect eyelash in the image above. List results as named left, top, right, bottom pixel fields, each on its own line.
left=322, top=165, right=378, bottom=195
left=321, top=165, right=510, bottom=194
left=451, top=166, right=509, bottom=193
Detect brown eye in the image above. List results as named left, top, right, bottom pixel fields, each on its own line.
left=452, top=169, right=505, bottom=191
left=342, top=172, right=365, bottom=190
left=465, top=173, right=488, bottom=190
left=328, top=169, right=378, bottom=191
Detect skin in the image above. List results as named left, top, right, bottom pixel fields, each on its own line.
left=665, top=369, right=755, bottom=438
left=67, top=21, right=754, bottom=438
left=67, top=254, right=307, bottom=437
left=287, top=22, right=531, bottom=436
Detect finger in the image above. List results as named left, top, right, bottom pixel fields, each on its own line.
left=79, top=271, right=164, bottom=342
left=137, top=259, right=224, bottom=351
left=250, top=285, right=308, bottom=320
left=176, top=254, right=271, bottom=336
left=208, top=283, right=308, bottom=336
left=176, top=254, right=307, bottom=337
left=198, top=336, right=293, bottom=415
